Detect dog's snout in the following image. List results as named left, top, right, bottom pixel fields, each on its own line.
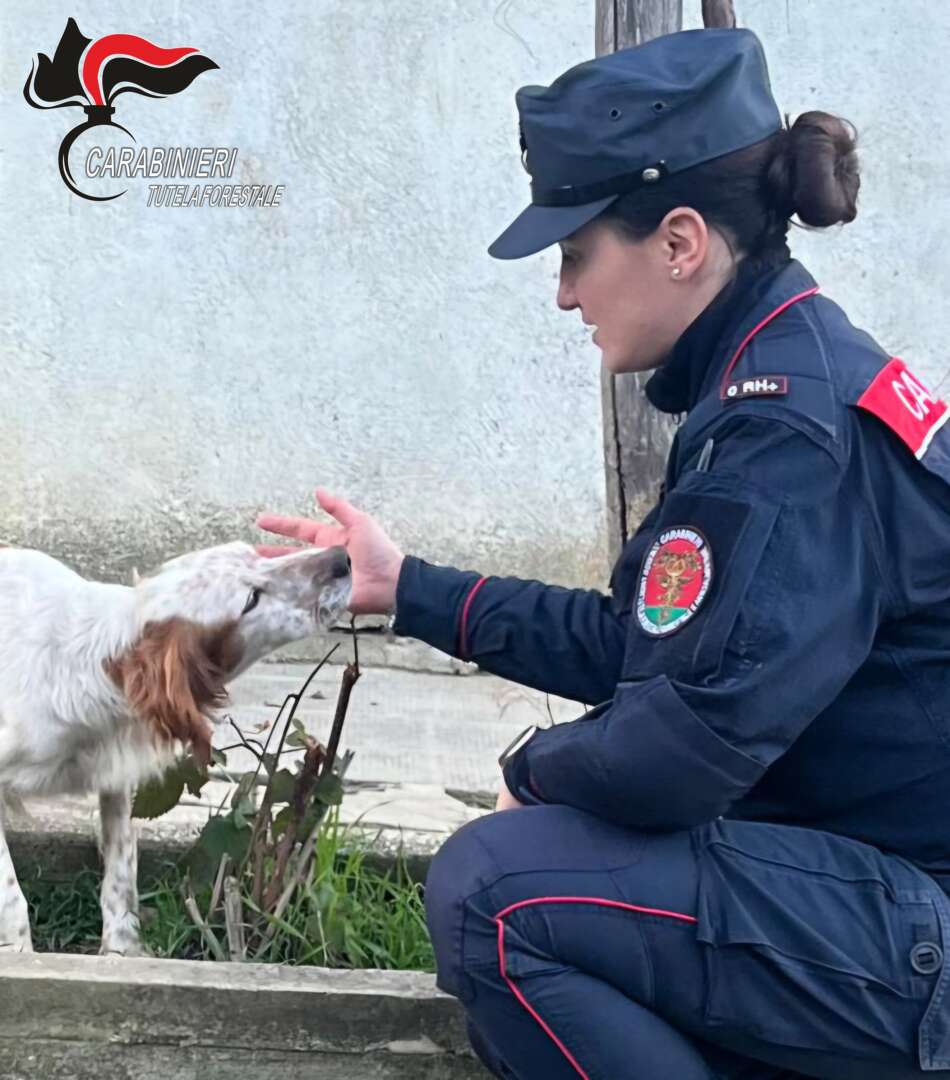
left=329, top=547, right=351, bottom=580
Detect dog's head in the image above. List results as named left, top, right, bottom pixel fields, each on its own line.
left=106, top=542, right=351, bottom=762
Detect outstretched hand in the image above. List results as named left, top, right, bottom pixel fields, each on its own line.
left=256, top=489, right=405, bottom=616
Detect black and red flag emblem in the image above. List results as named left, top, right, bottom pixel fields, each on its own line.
left=24, top=18, right=217, bottom=201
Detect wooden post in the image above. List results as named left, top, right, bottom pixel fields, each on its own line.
left=702, top=0, right=737, bottom=28
left=596, top=1, right=684, bottom=566
left=596, top=0, right=737, bottom=564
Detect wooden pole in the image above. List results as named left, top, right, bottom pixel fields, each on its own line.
left=596, top=1, right=738, bottom=564
left=702, top=0, right=737, bottom=28
left=595, top=1, right=684, bottom=565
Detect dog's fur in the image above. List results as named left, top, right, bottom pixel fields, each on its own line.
left=0, top=541, right=350, bottom=955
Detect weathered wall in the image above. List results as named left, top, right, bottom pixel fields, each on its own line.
left=2, top=1, right=947, bottom=588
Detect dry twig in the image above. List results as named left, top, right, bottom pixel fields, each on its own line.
left=184, top=889, right=226, bottom=961
left=224, top=875, right=246, bottom=960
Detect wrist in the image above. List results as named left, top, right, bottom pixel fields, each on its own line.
left=500, top=726, right=545, bottom=806
left=384, top=553, right=406, bottom=615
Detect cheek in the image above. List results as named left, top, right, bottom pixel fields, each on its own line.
left=600, top=300, right=671, bottom=373
left=241, top=608, right=315, bottom=659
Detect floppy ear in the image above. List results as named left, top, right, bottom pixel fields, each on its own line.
left=105, top=617, right=241, bottom=766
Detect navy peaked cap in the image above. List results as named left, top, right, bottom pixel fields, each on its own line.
left=489, top=29, right=782, bottom=259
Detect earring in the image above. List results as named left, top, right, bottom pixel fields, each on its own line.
left=671, top=267, right=682, bottom=279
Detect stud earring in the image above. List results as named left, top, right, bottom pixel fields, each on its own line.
left=671, top=267, right=682, bottom=279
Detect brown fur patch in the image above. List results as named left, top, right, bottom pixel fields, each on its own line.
left=105, top=618, right=244, bottom=765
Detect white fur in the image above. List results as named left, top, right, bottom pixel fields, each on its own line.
left=0, top=541, right=350, bottom=954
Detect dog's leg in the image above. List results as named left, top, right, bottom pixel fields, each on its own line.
left=0, top=808, right=32, bottom=952
left=98, top=788, right=144, bottom=956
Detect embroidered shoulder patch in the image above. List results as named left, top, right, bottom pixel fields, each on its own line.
left=857, top=357, right=949, bottom=460
left=637, top=527, right=713, bottom=636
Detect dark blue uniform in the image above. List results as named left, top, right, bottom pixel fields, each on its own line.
left=394, top=255, right=950, bottom=1077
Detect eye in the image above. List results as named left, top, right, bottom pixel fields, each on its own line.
left=241, top=587, right=263, bottom=615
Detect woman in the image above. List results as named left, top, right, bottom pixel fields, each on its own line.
left=258, top=28, right=950, bottom=1079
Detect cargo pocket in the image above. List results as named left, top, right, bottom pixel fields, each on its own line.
left=693, top=820, right=939, bottom=1059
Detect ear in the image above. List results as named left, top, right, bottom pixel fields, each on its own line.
left=105, top=618, right=241, bottom=766
left=658, top=207, right=710, bottom=281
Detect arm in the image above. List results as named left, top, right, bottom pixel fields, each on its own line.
left=502, top=415, right=889, bottom=828
left=258, top=490, right=633, bottom=707
left=392, top=558, right=626, bottom=705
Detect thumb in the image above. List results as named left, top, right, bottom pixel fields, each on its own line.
left=316, top=488, right=362, bottom=528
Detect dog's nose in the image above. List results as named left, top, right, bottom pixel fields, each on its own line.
left=329, top=547, right=351, bottom=579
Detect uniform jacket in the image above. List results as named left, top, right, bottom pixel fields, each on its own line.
left=393, top=256, right=950, bottom=892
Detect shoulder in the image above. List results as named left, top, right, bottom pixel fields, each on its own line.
left=681, top=283, right=909, bottom=477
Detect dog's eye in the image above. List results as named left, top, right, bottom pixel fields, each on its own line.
left=241, top=587, right=263, bottom=615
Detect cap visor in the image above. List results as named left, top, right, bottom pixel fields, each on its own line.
left=487, top=195, right=619, bottom=260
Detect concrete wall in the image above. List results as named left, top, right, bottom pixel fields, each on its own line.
left=2, top=1, right=948, bottom=589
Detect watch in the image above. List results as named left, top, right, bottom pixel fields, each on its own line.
left=497, top=725, right=539, bottom=769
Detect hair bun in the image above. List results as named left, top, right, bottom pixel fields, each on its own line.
left=766, top=111, right=860, bottom=228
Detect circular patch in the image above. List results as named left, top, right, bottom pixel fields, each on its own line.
left=637, top=527, right=712, bottom=636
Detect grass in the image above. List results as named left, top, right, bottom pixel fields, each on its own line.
left=22, top=810, right=435, bottom=972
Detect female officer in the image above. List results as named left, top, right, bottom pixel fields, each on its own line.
left=258, top=28, right=950, bottom=1080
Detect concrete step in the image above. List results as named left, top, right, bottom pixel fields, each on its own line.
left=0, top=952, right=487, bottom=1079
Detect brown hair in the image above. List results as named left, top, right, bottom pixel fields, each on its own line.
left=105, top=618, right=243, bottom=765
left=603, top=111, right=859, bottom=259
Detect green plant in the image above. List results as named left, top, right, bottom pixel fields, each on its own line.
left=25, top=629, right=435, bottom=970
left=24, top=866, right=103, bottom=954
left=23, top=814, right=434, bottom=971
left=128, top=636, right=356, bottom=950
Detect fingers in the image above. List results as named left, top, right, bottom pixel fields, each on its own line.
left=257, top=488, right=363, bottom=546
left=255, top=513, right=345, bottom=549
left=255, top=513, right=316, bottom=542
left=255, top=545, right=300, bottom=559
left=315, top=488, right=363, bottom=528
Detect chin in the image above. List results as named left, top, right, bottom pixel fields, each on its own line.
left=602, top=350, right=640, bottom=376
left=602, top=344, right=664, bottom=376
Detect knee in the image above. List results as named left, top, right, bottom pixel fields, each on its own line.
left=425, top=813, right=514, bottom=999
left=425, top=815, right=493, bottom=934
left=425, top=805, right=608, bottom=998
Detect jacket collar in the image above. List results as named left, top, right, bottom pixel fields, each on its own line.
left=645, top=255, right=817, bottom=415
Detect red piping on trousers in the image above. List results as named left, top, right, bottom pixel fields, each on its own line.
left=458, top=576, right=489, bottom=658
left=494, top=896, right=698, bottom=1080
left=718, top=286, right=821, bottom=399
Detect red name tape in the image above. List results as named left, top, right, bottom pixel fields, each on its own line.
left=857, top=358, right=949, bottom=459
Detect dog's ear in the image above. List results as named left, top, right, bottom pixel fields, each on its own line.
left=105, top=618, right=241, bottom=765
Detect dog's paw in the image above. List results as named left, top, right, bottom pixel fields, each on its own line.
left=99, top=937, right=150, bottom=958
left=0, top=939, right=34, bottom=954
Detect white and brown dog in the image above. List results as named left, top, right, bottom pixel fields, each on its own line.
left=0, top=541, right=350, bottom=955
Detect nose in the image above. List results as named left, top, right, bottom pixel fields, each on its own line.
left=557, top=270, right=578, bottom=312
left=329, top=546, right=351, bottom=579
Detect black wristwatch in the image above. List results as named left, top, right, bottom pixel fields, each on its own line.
left=498, top=725, right=539, bottom=769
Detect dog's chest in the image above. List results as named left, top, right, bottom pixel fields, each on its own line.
left=2, top=712, right=176, bottom=797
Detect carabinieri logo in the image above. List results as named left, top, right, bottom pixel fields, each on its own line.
left=636, top=526, right=713, bottom=636
left=24, top=17, right=217, bottom=202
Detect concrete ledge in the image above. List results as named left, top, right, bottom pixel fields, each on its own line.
left=0, top=952, right=486, bottom=1079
